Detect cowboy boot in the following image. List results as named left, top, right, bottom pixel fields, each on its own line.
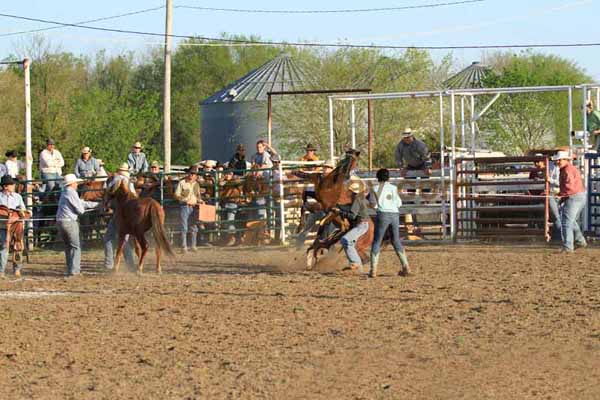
left=369, top=252, right=379, bottom=278
left=396, top=250, right=411, bottom=276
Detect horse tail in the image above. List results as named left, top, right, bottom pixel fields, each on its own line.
left=150, top=202, right=175, bottom=259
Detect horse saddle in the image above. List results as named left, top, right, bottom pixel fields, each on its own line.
left=0, top=205, right=29, bottom=252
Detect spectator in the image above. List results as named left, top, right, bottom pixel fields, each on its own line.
left=228, top=144, right=251, bottom=176
left=56, top=174, right=100, bottom=277
left=0, top=175, right=28, bottom=277
left=251, top=140, right=277, bottom=170
left=368, top=168, right=410, bottom=278
left=552, top=151, right=587, bottom=253
left=127, top=141, right=149, bottom=175
left=586, top=101, right=600, bottom=151
left=39, top=138, right=65, bottom=192
left=0, top=162, right=6, bottom=179
left=301, top=143, right=319, bottom=162
left=336, top=179, right=370, bottom=272
left=174, top=166, right=202, bottom=253
left=74, top=146, right=101, bottom=179
left=394, top=128, right=431, bottom=176
left=140, top=161, right=162, bottom=201
left=103, top=163, right=136, bottom=270
left=5, top=150, right=25, bottom=179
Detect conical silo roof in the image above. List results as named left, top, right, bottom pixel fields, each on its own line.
left=444, top=61, right=491, bottom=90
left=202, top=53, right=309, bottom=104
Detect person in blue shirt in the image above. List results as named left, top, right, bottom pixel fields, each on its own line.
left=127, top=141, right=149, bottom=176
left=74, top=146, right=101, bottom=178
left=368, top=168, right=411, bottom=278
left=56, top=174, right=100, bottom=276
left=0, top=175, right=28, bottom=277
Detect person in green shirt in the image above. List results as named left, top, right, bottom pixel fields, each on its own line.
left=586, top=101, right=600, bottom=151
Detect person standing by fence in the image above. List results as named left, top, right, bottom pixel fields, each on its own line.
left=127, top=141, right=149, bottom=176
left=553, top=151, right=587, bottom=253
left=0, top=176, right=28, bottom=277
left=39, top=138, right=64, bottom=193
left=368, top=168, right=411, bottom=278
left=174, top=166, right=202, bottom=253
left=5, top=151, right=24, bottom=179
left=74, top=147, right=101, bottom=179
left=228, top=144, right=250, bottom=176
left=56, top=174, right=100, bottom=277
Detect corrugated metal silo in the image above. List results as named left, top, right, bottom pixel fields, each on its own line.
left=444, top=61, right=492, bottom=90
left=201, top=53, right=308, bottom=162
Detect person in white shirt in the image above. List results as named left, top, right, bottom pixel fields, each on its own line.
left=39, top=138, right=65, bottom=193
left=368, top=168, right=411, bottom=278
left=5, top=151, right=25, bottom=179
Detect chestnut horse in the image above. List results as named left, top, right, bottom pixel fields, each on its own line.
left=0, top=205, right=31, bottom=265
left=105, top=178, right=174, bottom=274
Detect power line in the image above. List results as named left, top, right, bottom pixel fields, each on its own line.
left=175, top=0, right=486, bottom=14
left=0, top=11, right=599, bottom=50
left=0, top=5, right=165, bottom=38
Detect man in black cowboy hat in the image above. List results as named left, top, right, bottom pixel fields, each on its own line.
left=301, top=143, right=319, bottom=162
left=0, top=175, right=27, bottom=277
left=228, top=144, right=251, bottom=176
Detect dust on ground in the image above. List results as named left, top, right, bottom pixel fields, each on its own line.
left=0, top=244, right=599, bottom=399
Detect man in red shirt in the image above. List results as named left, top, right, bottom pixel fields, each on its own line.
left=552, top=151, right=587, bottom=253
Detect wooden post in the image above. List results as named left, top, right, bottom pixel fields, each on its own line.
left=367, top=99, right=373, bottom=171
left=163, top=0, right=173, bottom=173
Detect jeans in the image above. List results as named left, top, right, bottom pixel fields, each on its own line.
left=371, top=212, right=405, bottom=255
left=57, top=220, right=81, bottom=275
left=224, top=203, right=237, bottom=233
left=180, top=205, right=198, bottom=249
left=341, top=221, right=370, bottom=266
left=103, top=217, right=135, bottom=269
left=0, top=229, right=21, bottom=274
left=549, top=196, right=562, bottom=240
left=560, top=192, right=587, bottom=251
left=41, top=172, right=61, bottom=193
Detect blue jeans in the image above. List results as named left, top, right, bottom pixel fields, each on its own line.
left=549, top=196, right=562, bottom=240
left=41, top=172, right=61, bottom=193
left=341, top=221, right=369, bottom=266
left=103, top=217, right=135, bottom=269
left=57, top=220, right=81, bottom=275
left=560, top=192, right=587, bottom=251
left=0, top=229, right=21, bottom=274
left=224, top=203, right=238, bottom=233
left=180, top=205, right=198, bottom=249
left=371, top=212, right=405, bottom=256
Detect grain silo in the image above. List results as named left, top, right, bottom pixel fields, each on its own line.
left=201, top=53, right=308, bottom=162
left=444, top=61, right=491, bottom=89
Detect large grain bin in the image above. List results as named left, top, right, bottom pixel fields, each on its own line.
left=444, top=61, right=491, bottom=89
left=201, top=54, right=308, bottom=162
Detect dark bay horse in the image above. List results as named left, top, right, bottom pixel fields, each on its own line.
left=105, top=178, right=174, bottom=274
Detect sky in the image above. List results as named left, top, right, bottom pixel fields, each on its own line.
left=0, top=0, right=599, bottom=80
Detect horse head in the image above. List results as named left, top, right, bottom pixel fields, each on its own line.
left=332, top=149, right=360, bottom=183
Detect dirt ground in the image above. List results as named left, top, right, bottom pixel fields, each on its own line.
left=0, top=243, right=599, bottom=400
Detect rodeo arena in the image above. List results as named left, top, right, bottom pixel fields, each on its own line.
left=1, top=54, right=600, bottom=399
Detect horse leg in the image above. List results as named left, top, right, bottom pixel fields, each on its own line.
left=114, top=234, right=127, bottom=273
left=137, top=235, right=149, bottom=275
left=155, top=244, right=162, bottom=275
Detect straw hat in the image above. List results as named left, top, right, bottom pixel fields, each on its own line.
left=322, top=161, right=335, bottom=169
left=81, top=146, right=91, bottom=154
left=150, top=161, right=160, bottom=168
left=117, top=162, right=130, bottom=172
left=204, top=160, right=217, bottom=168
left=133, top=141, right=143, bottom=149
left=348, top=180, right=365, bottom=194
left=551, top=151, right=571, bottom=161
left=62, top=174, right=83, bottom=187
left=402, top=127, right=413, bottom=137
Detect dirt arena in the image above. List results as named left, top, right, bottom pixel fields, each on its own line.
left=0, top=244, right=599, bottom=399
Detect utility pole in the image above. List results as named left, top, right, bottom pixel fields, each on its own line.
left=163, top=0, right=173, bottom=173
left=23, top=57, right=33, bottom=250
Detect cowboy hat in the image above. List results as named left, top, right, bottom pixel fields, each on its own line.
left=348, top=180, right=365, bottom=194
left=133, top=141, right=143, bottom=149
left=402, top=127, right=413, bottom=137
left=204, top=160, right=217, bottom=168
left=551, top=150, right=572, bottom=161
left=305, top=143, right=317, bottom=151
left=62, top=174, right=83, bottom=186
left=150, top=160, right=161, bottom=168
left=46, top=138, right=55, bottom=145
left=5, top=150, right=16, bottom=158
left=81, top=146, right=91, bottom=154
left=0, top=175, right=16, bottom=186
left=322, top=161, right=335, bottom=169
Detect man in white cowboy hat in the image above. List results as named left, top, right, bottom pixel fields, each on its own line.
left=127, top=141, right=149, bottom=175
left=552, top=151, right=587, bottom=253
left=0, top=175, right=28, bottom=277
left=394, top=127, right=431, bottom=177
left=335, top=178, right=371, bottom=272
left=103, top=163, right=136, bottom=269
left=39, top=138, right=65, bottom=192
left=56, top=174, right=101, bottom=276
left=74, top=146, right=102, bottom=179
